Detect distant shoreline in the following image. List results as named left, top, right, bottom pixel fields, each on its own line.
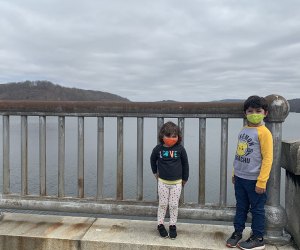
left=0, top=81, right=299, bottom=112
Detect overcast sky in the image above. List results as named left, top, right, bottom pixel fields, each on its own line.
left=0, top=1, right=300, bottom=102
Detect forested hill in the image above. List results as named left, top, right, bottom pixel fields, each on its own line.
left=288, top=99, right=300, bottom=113
left=0, top=81, right=130, bottom=102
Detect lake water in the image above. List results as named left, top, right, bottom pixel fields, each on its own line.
left=0, top=113, right=299, bottom=206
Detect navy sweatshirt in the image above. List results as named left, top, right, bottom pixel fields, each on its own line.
left=150, top=143, right=189, bottom=181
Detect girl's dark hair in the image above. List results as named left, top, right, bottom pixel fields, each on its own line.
left=158, top=121, right=182, bottom=144
left=243, top=95, right=268, bottom=112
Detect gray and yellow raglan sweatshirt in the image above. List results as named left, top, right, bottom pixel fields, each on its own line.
left=233, top=124, right=273, bottom=189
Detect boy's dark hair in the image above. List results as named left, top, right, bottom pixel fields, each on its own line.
left=158, top=121, right=182, bottom=144
left=243, top=95, right=268, bottom=112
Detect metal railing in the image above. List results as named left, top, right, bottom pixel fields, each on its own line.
left=0, top=95, right=290, bottom=241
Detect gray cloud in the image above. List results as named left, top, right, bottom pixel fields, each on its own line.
left=0, top=0, right=300, bottom=101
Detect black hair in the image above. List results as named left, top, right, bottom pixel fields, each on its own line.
left=243, top=95, right=268, bottom=112
left=158, top=121, right=182, bottom=144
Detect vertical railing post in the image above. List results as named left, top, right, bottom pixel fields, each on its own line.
left=58, top=116, right=65, bottom=197
left=78, top=116, right=84, bottom=198
left=3, top=115, right=10, bottom=194
left=39, top=116, right=47, bottom=196
left=220, top=118, right=228, bottom=207
left=178, top=118, right=185, bottom=204
left=199, top=118, right=206, bottom=205
left=157, top=118, right=164, bottom=144
left=97, top=117, right=104, bottom=199
left=137, top=117, right=144, bottom=200
left=156, top=118, right=164, bottom=200
left=117, top=117, right=124, bottom=200
left=264, top=94, right=290, bottom=241
left=21, top=115, right=28, bottom=196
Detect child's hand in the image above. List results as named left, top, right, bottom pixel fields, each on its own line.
left=255, top=186, right=266, bottom=194
left=182, top=180, right=187, bottom=186
left=232, top=176, right=235, bottom=184
left=154, top=173, right=158, bottom=180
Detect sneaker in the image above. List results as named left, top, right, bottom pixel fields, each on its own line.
left=169, top=225, right=177, bottom=239
left=157, top=224, right=168, bottom=238
left=226, top=231, right=242, bottom=248
left=238, top=235, right=265, bottom=250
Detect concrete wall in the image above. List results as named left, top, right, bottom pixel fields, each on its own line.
left=281, top=140, right=300, bottom=249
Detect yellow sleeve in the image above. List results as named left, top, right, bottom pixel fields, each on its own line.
left=256, top=126, right=273, bottom=188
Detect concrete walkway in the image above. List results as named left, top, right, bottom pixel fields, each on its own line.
left=0, top=212, right=297, bottom=250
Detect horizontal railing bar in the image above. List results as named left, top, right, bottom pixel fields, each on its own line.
left=0, top=112, right=244, bottom=118
left=0, top=100, right=244, bottom=117
left=0, top=197, right=235, bottom=221
left=1, top=193, right=160, bottom=203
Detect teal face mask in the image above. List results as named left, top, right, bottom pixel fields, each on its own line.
left=246, top=114, right=265, bottom=124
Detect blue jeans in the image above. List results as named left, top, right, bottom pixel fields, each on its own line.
left=234, top=176, right=267, bottom=237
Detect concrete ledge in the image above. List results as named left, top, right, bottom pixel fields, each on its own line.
left=0, top=213, right=297, bottom=250
left=0, top=213, right=94, bottom=250
left=281, top=140, right=300, bottom=175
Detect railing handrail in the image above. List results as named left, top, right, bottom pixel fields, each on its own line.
left=0, top=100, right=244, bottom=117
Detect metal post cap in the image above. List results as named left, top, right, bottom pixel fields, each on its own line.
left=264, top=95, right=290, bottom=122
